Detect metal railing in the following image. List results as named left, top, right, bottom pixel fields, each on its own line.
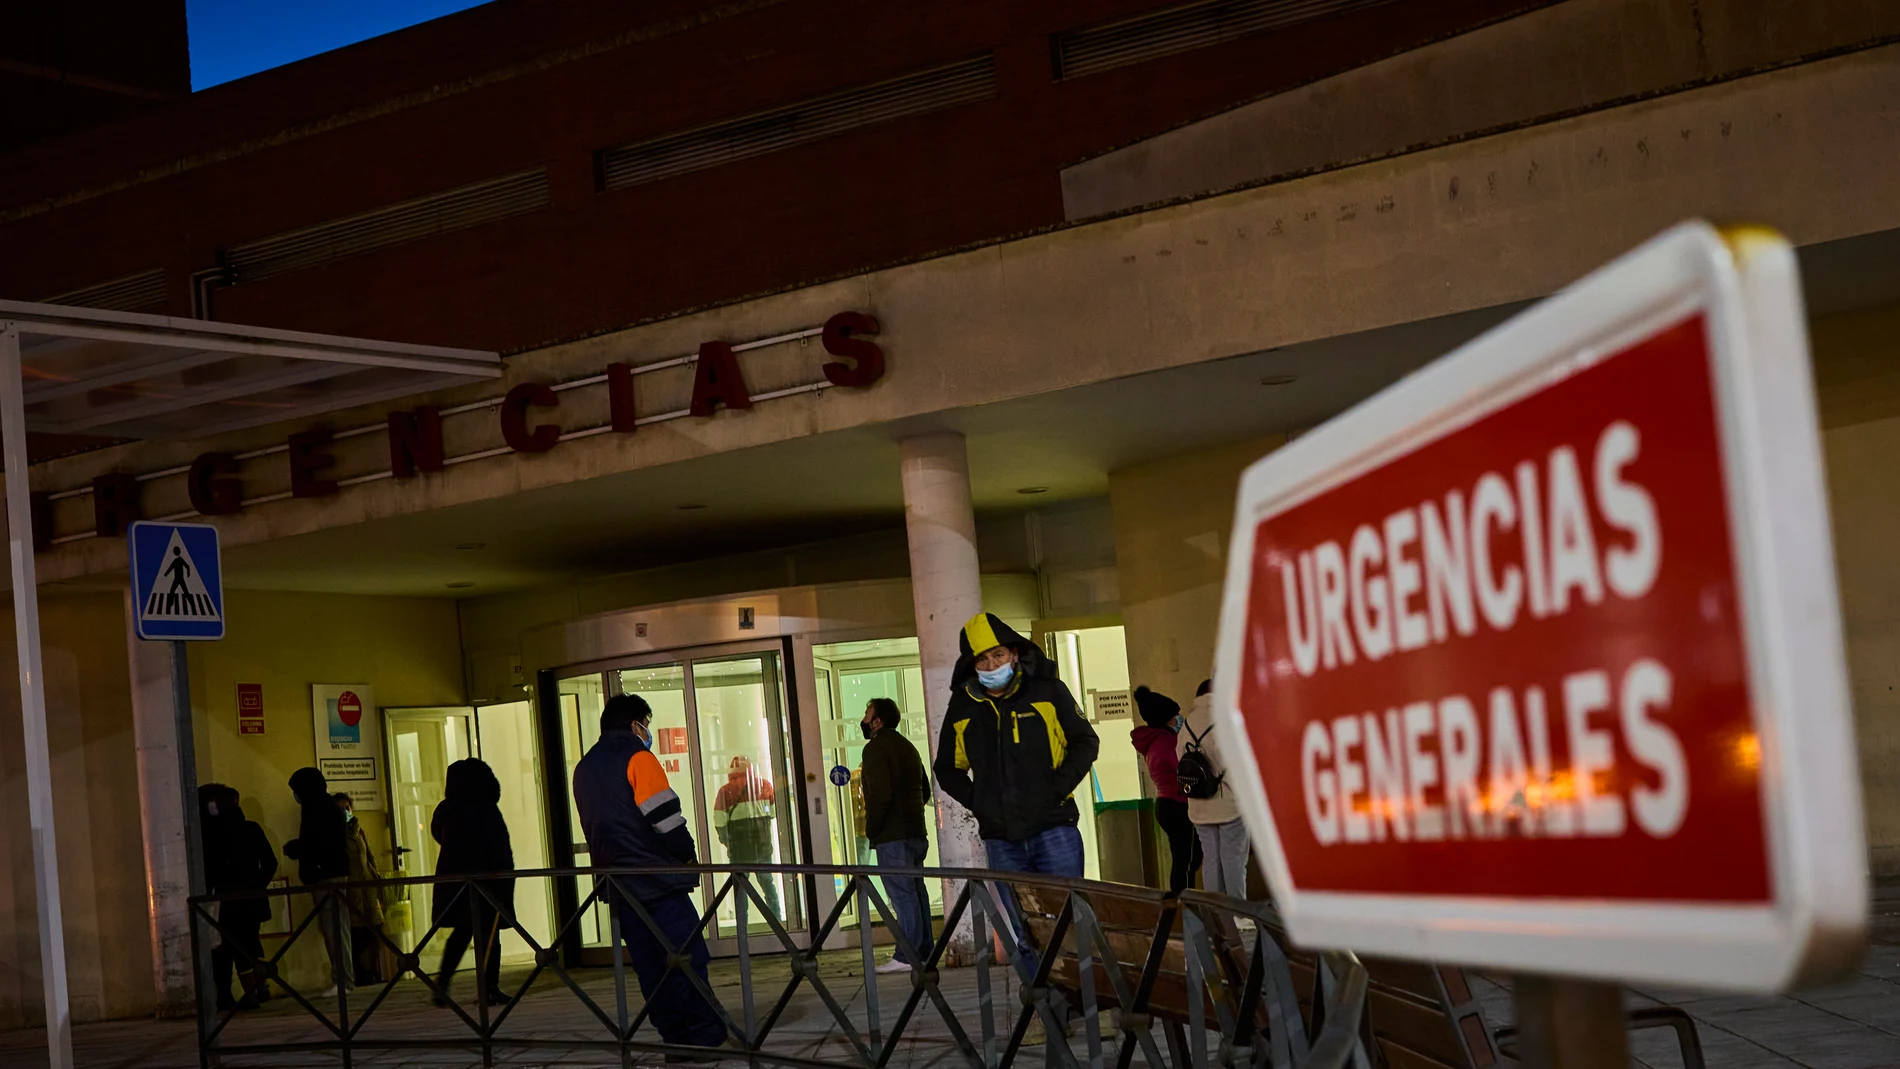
left=189, top=864, right=1374, bottom=1069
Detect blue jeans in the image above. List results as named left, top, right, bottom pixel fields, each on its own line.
left=983, top=825, right=1084, bottom=976
left=984, top=824, right=1085, bottom=878
left=873, top=837, right=933, bottom=964
left=614, top=893, right=727, bottom=1048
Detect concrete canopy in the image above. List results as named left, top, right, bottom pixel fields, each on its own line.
left=0, top=300, right=497, bottom=1069
left=1, top=299, right=499, bottom=441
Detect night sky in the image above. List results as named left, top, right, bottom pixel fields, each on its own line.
left=187, top=0, right=493, bottom=90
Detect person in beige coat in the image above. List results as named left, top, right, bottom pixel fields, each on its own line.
left=1175, top=680, right=1250, bottom=898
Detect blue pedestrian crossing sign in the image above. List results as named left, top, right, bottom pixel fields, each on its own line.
left=129, top=522, right=224, bottom=641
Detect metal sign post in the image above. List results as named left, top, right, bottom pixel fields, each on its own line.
left=1211, top=223, right=1868, bottom=1049
left=129, top=520, right=226, bottom=1051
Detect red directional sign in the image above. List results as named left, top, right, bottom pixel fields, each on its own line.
left=1214, top=223, right=1866, bottom=992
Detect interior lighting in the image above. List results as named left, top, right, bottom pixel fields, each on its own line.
left=446, top=581, right=475, bottom=589
left=678, top=503, right=708, bottom=510
left=455, top=542, right=487, bottom=550
left=1017, top=486, right=1050, bottom=495
left=1259, top=374, right=1298, bottom=386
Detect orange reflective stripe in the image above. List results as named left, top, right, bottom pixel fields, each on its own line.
left=627, top=749, right=672, bottom=806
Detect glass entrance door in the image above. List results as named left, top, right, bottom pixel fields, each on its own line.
left=555, top=642, right=804, bottom=961
left=384, top=705, right=476, bottom=971
left=810, top=638, right=943, bottom=934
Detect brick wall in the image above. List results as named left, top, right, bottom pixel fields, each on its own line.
left=0, top=0, right=1548, bottom=352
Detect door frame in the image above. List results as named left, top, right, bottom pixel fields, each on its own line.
left=379, top=705, right=478, bottom=962
left=544, top=637, right=813, bottom=963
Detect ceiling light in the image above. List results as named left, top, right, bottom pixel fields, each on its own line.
left=455, top=542, right=486, bottom=550
left=678, top=503, right=708, bottom=510
left=1259, top=375, right=1297, bottom=386
left=446, top=581, right=475, bottom=589
left=1017, top=486, right=1050, bottom=495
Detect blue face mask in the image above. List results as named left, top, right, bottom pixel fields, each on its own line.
left=976, top=662, right=1015, bottom=690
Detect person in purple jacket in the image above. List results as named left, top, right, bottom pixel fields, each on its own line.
left=1131, top=687, right=1201, bottom=893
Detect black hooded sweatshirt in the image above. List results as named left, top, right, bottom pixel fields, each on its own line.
left=286, top=767, right=350, bottom=885
left=933, top=613, right=1099, bottom=842
left=431, top=758, right=515, bottom=925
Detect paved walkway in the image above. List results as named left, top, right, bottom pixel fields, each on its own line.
left=3, top=890, right=1898, bottom=1068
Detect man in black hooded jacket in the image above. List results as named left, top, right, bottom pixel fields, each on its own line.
left=933, top=613, right=1099, bottom=880
left=285, top=766, right=354, bottom=995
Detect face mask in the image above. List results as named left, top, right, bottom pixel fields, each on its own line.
left=860, top=720, right=877, bottom=740
left=343, top=810, right=356, bottom=824
left=632, top=720, right=652, bottom=744
left=976, top=662, right=1015, bottom=690
left=1172, top=716, right=1185, bottom=734
left=206, top=801, right=220, bottom=818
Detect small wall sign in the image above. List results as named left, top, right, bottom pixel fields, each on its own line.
left=237, top=682, right=264, bottom=735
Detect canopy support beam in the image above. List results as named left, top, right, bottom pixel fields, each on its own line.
left=0, top=321, right=73, bottom=1069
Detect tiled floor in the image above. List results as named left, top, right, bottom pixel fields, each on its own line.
left=3, top=890, right=1898, bottom=1068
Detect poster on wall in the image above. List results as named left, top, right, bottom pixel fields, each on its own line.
left=312, top=684, right=384, bottom=810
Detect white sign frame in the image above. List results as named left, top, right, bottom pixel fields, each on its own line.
left=312, top=683, right=383, bottom=811
left=1211, top=222, right=1865, bottom=992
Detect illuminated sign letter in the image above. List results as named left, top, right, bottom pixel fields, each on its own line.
left=689, top=341, right=752, bottom=417
left=501, top=383, right=560, bottom=453
left=608, top=363, right=638, bottom=433
left=821, top=311, right=885, bottom=388
left=92, top=473, right=143, bottom=536
left=288, top=428, right=339, bottom=498
left=387, top=406, right=445, bottom=477
left=188, top=452, right=244, bottom=515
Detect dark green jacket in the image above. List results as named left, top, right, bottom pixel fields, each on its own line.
left=933, top=614, right=1100, bottom=843
left=860, top=729, right=929, bottom=846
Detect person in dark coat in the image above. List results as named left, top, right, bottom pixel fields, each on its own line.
left=284, top=766, right=353, bottom=995
left=933, top=612, right=1099, bottom=982
left=933, top=613, right=1100, bottom=874
left=1132, top=686, right=1200, bottom=893
left=430, top=758, right=516, bottom=1007
left=573, top=694, right=728, bottom=1050
left=200, top=783, right=277, bottom=1011
left=333, top=792, right=389, bottom=986
left=859, top=697, right=932, bottom=973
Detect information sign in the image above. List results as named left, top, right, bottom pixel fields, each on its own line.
left=1212, top=223, right=1866, bottom=991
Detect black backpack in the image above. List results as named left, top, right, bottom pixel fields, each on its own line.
left=1176, top=721, right=1224, bottom=800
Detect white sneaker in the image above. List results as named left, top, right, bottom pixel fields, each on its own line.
left=313, top=985, right=338, bottom=1000
left=874, top=958, right=912, bottom=975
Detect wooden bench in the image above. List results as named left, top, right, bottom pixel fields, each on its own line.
left=1009, top=883, right=1705, bottom=1069
left=1273, top=928, right=1707, bottom=1069
left=1009, top=885, right=1271, bottom=1060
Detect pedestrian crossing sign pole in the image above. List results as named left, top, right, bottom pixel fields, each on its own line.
left=126, top=520, right=223, bottom=1042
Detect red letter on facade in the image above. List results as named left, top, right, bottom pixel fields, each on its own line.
left=288, top=428, right=339, bottom=498
left=30, top=492, right=53, bottom=552
left=689, top=341, right=752, bottom=417
left=388, top=406, right=446, bottom=476
left=822, top=311, right=885, bottom=388
left=501, top=383, right=560, bottom=453
left=608, top=363, right=639, bottom=433
left=188, top=452, right=244, bottom=515
left=92, top=473, right=143, bottom=537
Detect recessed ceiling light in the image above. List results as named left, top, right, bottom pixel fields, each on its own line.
left=446, top=581, right=475, bottom=589
left=1259, top=375, right=1297, bottom=386
left=1017, top=486, right=1050, bottom=495
left=678, top=503, right=708, bottom=510
left=455, top=542, right=486, bottom=550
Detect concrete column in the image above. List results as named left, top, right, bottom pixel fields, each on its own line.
left=898, top=432, right=986, bottom=963
left=126, top=592, right=192, bottom=1016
